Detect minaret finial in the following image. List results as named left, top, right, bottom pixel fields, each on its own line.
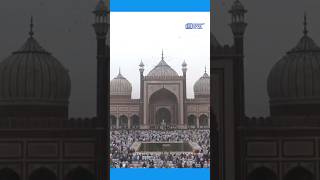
left=205, top=66, right=207, bottom=73
left=119, top=67, right=121, bottom=75
left=161, top=49, right=164, bottom=61
left=29, top=16, right=34, bottom=37
left=303, top=12, right=308, bottom=36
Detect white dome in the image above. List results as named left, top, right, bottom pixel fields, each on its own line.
left=194, top=72, right=210, bottom=97
left=110, top=71, right=132, bottom=97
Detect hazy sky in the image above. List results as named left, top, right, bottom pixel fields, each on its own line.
left=0, top=0, right=319, bottom=117
left=213, top=0, right=320, bottom=117
left=111, top=12, right=210, bottom=99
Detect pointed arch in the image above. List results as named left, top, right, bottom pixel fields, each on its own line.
left=199, top=114, right=209, bottom=127
left=130, top=114, right=140, bottom=129
left=110, top=115, right=117, bottom=128
left=149, top=88, right=178, bottom=126
left=187, top=114, right=197, bottom=128
left=119, top=115, right=128, bottom=129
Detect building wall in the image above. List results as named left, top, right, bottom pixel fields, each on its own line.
left=186, top=99, right=210, bottom=128
left=109, top=97, right=210, bottom=129
left=240, top=124, right=320, bottom=180
left=0, top=119, right=97, bottom=180
left=110, top=98, right=139, bottom=128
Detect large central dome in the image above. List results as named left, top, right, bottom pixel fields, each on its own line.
left=147, top=51, right=179, bottom=78
left=147, top=59, right=179, bottom=78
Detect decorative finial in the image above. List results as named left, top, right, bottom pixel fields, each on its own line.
left=303, top=12, right=308, bottom=36
left=29, top=16, right=34, bottom=37
left=119, top=67, right=121, bottom=75
left=161, top=49, right=164, bottom=61
left=205, top=66, right=207, bottom=73
left=139, top=59, right=144, bottom=67
left=182, top=60, right=187, bottom=67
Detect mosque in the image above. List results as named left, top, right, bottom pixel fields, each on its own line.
left=0, top=0, right=319, bottom=179
left=213, top=0, right=320, bottom=180
left=110, top=52, right=210, bottom=129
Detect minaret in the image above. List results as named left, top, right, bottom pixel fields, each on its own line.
left=229, top=0, right=247, bottom=122
left=229, top=0, right=247, bottom=55
left=229, top=1, right=247, bottom=180
left=93, top=0, right=109, bottom=179
left=182, top=60, right=187, bottom=128
left=139, top=60, right=144, bottom=128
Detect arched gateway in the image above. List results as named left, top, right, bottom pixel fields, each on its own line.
left=149, top=88, right=178, bottom=128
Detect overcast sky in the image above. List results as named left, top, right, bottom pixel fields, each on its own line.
left=213, top=0, right=320, bottom=117
left=0, top=0, right=319, bottom=117
left=111, top=12, right=210, bottom=99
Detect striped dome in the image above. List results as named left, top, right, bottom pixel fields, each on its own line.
left=110, top=71, right=132, bottom=97
left=0, top=36, right=71, bottom=106
left=147, top=59, right=179, bottom=78
left=267, top=18, right=320, bottom=116
left=194, top=71, right=210, bottom=97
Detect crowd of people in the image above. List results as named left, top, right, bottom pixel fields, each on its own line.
left=110, top=129, right=210, bottom=168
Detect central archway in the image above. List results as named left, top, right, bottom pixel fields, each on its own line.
left=156, top=107, right=171, bottom=125
left=149, top=88, right=178, bottom=128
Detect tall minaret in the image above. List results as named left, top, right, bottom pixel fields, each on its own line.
left=229, top=0, right=247, bottom=55
left=139, top=60, right=144, bottom=128
left=229, top=1, right=247, bottom=180
left=182, top=60, right=187, bottom=128
left=229, top=0, right=247, bottom=121
left=93, top=0, right=109, bottom=179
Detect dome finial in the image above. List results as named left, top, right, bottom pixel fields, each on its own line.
left=303, top=12, right=308, bottom=36
left=116, top=67, right=125, bottom=79
left=205, top=66, right=207, bottom=73
left=29, top=16, right=34, bottom=37
left=161, top=49, right=164, bottom=61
